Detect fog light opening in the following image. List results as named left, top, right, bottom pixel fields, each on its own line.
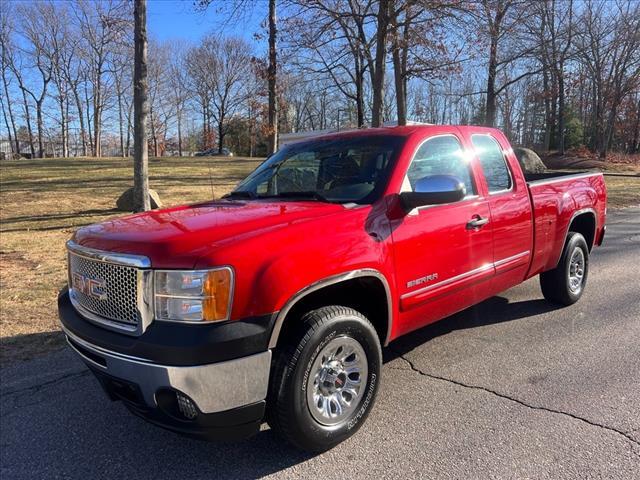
left=176, top=392, right=198, bottom=420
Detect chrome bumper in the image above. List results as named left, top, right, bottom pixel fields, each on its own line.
left=63, top=327, right=271, bottom=414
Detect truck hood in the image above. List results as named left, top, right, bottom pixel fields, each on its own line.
left=73, top=200, right=348, bottom=268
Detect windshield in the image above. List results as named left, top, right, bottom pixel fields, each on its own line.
left=231, top=135, right=405, bottom=204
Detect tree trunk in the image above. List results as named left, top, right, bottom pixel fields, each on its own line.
left=150, top=109, right=158, bottom=157
left=542, top=70, right=552, bottom=150
left=557, top=66, right=566, bottom=154
left=177, top=110, right=183, bottom=157
left=72, top=89, right=87, bottom=156
left=133, top=0, right=150, bottom=212
left=355, top=62, right=365, bottom=127
left=631, top=97, right=640, bottom=153
left=391, top=7, right=407, bottom=126
left=84, top=83, right=94, bottom=153
left=94, top=74, right=102, bottom=157
left=267, top=0, right=278, bottom=155
left=1, top=71, right=19, bottom=154
left=372, top=0, right=390, bottom=127
left=35, top=99, right=45, bottom=158
left=20, top=88, right=35, bottom=157
left=393, top=49, right=406, bottom=126
left=59, top=96, right=68, bottom=157
left=1, top=96, right=13, bottom=153
left=218, top=114, right=224, bottom=154
left=117, top=85, right=125, bottom=157
left=485, top=33, right=498, bottom=127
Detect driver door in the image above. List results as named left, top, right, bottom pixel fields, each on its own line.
left=390, top=133, right=495, bottom=336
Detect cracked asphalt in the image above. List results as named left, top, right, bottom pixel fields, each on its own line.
left=2, top=207, right=639, bottom=479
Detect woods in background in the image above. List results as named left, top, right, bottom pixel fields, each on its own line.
left=1, top=0, right=639, bottom=160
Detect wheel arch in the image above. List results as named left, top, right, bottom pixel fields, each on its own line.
left=567, top=208, right=597, bottom=252
left=268, top=269, right=392, bottom=350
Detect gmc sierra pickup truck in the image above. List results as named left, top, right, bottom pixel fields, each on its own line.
left=59, top=125, right=606, bottom=452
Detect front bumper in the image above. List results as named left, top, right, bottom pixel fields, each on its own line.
left=58, top=290, right=273, bottom=440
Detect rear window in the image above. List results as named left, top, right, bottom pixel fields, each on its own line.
left=471, top=135, right=512, bottom=193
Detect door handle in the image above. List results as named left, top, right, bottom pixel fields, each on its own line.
left=467, top=215, right=489, bottom=229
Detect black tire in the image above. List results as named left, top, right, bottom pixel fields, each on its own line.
left=540, top=232, right=589, bottom=305
left=266, top=306, right=382, bottom=452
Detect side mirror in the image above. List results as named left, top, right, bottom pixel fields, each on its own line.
left=399, top=175, right=466, bottom=212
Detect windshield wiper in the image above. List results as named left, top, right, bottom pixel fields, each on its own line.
left=222, top=190, right=257, bottom=199
left=264, top=191, right=331, bottom=202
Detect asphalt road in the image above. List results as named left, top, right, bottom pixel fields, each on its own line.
left=2, top=207, right=639, bottom=479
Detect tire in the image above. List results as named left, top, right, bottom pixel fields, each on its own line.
left=266, top=306, right=382, bottom=452
left=540, top=232, right=589, bottom=305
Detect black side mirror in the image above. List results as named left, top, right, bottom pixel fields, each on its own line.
left=399, top=175, right=466, bottom=212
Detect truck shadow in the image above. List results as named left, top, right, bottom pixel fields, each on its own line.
left=1, top=295, right=561, bottom=479
left=384, top=296, right=562, bottom=363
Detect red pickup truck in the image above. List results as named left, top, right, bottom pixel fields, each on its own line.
left=59, top=125, right=606, bottom=451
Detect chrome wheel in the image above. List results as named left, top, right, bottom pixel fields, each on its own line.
left=306, top=336, right=368, bottom=426
left=568, top=247, right=585, bottom=293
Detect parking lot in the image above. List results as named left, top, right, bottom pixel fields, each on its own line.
left=1, top=207, right=639, bottom=479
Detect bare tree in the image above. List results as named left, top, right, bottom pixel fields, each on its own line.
left=14, top=2, right=56, bottom=157
left=0, top=8, right=19, bottom=154
left=133, top=0, right=150, bottom=211
left=187, top=36, right=252, bottom=153
left=196, top=0, right=279, bottom=152
left=576, top=0, right=640, bottom=158
left=75, top=0, right=130, bottom=157
left=267, top=0, right=279, bottom=154
left=167, top=43, right=191, bottom=157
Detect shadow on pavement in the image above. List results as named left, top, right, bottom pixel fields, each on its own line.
left=385, top=296, right=562, bottom=362
left=1, top=295, right=561, bottom=478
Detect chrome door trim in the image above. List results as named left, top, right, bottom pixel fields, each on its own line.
left=401, top=250, right=531, bottom=300
left=401, top=263, right=494, bottom=300
left=493, top=250, right=531, bottom=268
left=268, top=268, right=393, bottom=349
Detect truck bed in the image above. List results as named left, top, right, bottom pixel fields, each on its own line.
left=524, top=170, right=596, bottom=184
left=524, top=170, right=606, bottom=279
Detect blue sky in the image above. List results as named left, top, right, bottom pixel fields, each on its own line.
left=147, top=0, right=266, bottom=47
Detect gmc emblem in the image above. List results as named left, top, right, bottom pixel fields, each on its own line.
left=72, top=272, right=108, bottom=300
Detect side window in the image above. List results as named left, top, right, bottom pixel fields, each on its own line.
left=406, top=135, right=476, bottom=196
left=471, top=135, right=512, bottom=193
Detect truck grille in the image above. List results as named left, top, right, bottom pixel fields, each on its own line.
left=68, top=253, right=140, bottom=326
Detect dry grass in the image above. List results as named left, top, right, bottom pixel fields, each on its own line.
left=0, top=155, right=638, bottom=365
left=0, top=156, right=262, bottom=365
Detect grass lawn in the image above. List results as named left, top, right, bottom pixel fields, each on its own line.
left=0, top=156, right=638, bottom=364
left=0, top=156, right=262, bottom=364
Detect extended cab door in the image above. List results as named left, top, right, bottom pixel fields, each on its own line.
left=390, top=133, right=495, bottom=336
left=466, top=131, right=533, bottom=293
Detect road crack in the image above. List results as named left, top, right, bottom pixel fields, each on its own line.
left=0, top=370, right=89, bottom=399
left=394, top=352, right=640, bottom=448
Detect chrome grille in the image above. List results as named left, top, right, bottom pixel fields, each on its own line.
left=68, top=253, right=140, bottom=325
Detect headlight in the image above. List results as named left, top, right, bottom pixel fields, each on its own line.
left=154, top=268, right=233, bottom=322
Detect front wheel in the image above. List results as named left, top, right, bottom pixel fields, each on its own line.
left=266, top=306, right=381, bottom=452
left=540, top=232, right=589, bottom=305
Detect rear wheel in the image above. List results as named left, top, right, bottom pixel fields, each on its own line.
left=540, top=232, right=589, bottom=305
left=266, top=306, right=381, bottom=452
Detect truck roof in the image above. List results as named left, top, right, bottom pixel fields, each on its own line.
left=291, top=125, right=502, bottom=144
